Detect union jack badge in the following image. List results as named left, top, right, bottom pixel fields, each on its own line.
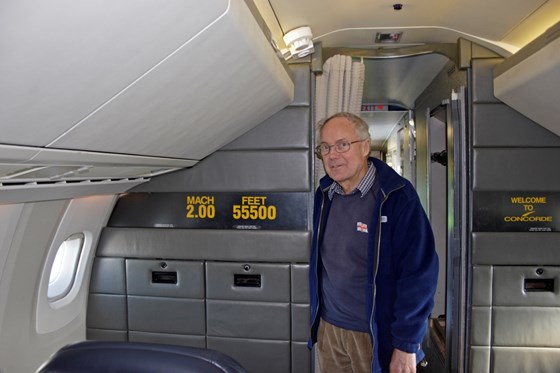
left=356, top=221, right=368, bottom=233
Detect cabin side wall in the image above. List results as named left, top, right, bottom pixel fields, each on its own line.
left=87, top=61, right=314, bottom=373
left=469, top=58, right=560, bottom=372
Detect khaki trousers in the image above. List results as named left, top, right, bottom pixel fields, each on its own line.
left=317, top=319, right=373, bottom=373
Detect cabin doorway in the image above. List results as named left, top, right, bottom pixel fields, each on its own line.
left=426, top=87, right=468, bottom=373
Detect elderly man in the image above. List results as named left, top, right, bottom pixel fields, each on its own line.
left=308, top=112, right=438, bottom=373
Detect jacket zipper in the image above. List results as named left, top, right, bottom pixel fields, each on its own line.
left=311, top=188, right=327, bottom=335
left=370, top=184, right=404, bottom=371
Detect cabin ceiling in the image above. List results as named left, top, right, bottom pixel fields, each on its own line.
left=255, top=0, right=560, bottom=147
left=261, top=0, right=559, bottom=54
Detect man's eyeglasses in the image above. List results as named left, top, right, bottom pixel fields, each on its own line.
left=314, top=139, right=367, bottom=159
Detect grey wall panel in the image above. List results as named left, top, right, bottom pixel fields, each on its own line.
left=472, top=232, right=560, bottom=265
left=473, top=104, right=560, bottom=147
left=473, top=148, right=560, bottom=191
left=89, top=257, right=126, bottom=294
left=290, top=63, right=311, bottom=107
left=129, top=331, right=206, bottom=348
left=493, top=347, right=560, bottom=373
left=87, top=60, right=312, bottom=372
left=127, top=296, right=205, bottom=335
left=132, top=150, right=310, bottom=193
left=469, top=347, right=490, bottom=373
left=493, top=266, right=560, bottom=306
left=126, top=259, right=204, bottom=298
left=291, top=304, right=310, bottom=342
left=206, top=300, right=290, bottom=340
left=471, top=58, right=503, bottom=103
left=86, top=328, right=127, bottom=342
left=493, top=307, right=560, bottom=347
left=222, top=106, right=310, bottom=150
left=291, top=264, right=310, bottom=303
left=470, top=307, right=491, bottom=346
left=206, top=262, right=290, bottom=302
left=468, top=56, right=560, bottom=373
left=86, top=294, right=127, bottom=330
left=292, top=342, right=311, bottom=373
left=97, top=227, right=311, bottom=263
left=472, top=266, right=492, bottom=306
left=207, top=337, right=290, bottom=373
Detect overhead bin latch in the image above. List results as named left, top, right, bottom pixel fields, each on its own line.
left=234, top=274, right=261, bottom=288
left=524, top=278, right=555, bottom=292
left=152, top=271, right=177, bottom=284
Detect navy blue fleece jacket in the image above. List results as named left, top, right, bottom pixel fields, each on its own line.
left=308, top=157, right=438, bottom=372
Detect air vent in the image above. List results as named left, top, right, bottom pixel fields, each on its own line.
left=375, top=32, right=402, bottom=44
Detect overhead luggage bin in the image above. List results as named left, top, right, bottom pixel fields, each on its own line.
left=494, top=21, right=560, bottom=138
left=1, top=0, right=294, bottom=160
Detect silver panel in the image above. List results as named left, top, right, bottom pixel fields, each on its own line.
left=292, top=342, right=312, bottom=373
left=471, top=59, right=502, bottom=103
left=473, top=104, right=560, bottom=147
left=493, top=266, right=560, bottom=306
left=126, top=259, right=204, bottom=298
left=492, top=347, right=560, bottom=373
left=493, top=307, right=560, bottom=347
left=493, top=23, right=560, bottom=139
left=0, top=164, right=41, bottom=178
left=473, top=148, right=560, bottom=191
left=89, top=257, right=126, bottom=294
left=132, top=150, right=311, bottom=193
left=207, top=337, right=290, bottom=373
left=97, top=228, right=311, bottom=263
left=291, top=264, right=310, bottom=303
left=291, top=304, right=310, bottom=342
left=469, top=347, right=490, bottom=373
left=206, top=262, right=290, bottom=302
left=206, top=300, right=290, bottom=340
left=127, top=296, right=205, bottom=335
left=223, top=106, right=310, bottom=150
left=472, top=266, right=492, bottom=306
left=0, top=178, right=145, bottom=204
left=290, top=63, right=311, bottom=106
left=86, top=294, right=127, bottom=330
left=470, top=307, right=491, bottom=346
left=86, top=328, right=128, bottom=342
left=472, top=232, right=560, bottom=265
left=129, top=331, right=205, bottom=348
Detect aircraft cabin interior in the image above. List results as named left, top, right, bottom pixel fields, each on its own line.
left=1, top=0, right=560, bottom=372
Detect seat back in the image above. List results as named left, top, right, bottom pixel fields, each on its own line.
left=37, top=341, right=248, bottom=373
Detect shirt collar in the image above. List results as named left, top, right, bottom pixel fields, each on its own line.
left=327, top=161, right=376, bottom=200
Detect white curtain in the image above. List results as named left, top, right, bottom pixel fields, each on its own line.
left=314, top=54, right=365, bottom=186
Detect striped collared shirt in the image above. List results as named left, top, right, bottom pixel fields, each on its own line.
left=327, top=161, right=376, bottom=200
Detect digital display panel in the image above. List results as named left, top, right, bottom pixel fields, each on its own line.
left=108, top=192, right=309, bottom=230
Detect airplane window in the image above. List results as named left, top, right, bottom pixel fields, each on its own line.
left=47, top=233, right=85, bottom=302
